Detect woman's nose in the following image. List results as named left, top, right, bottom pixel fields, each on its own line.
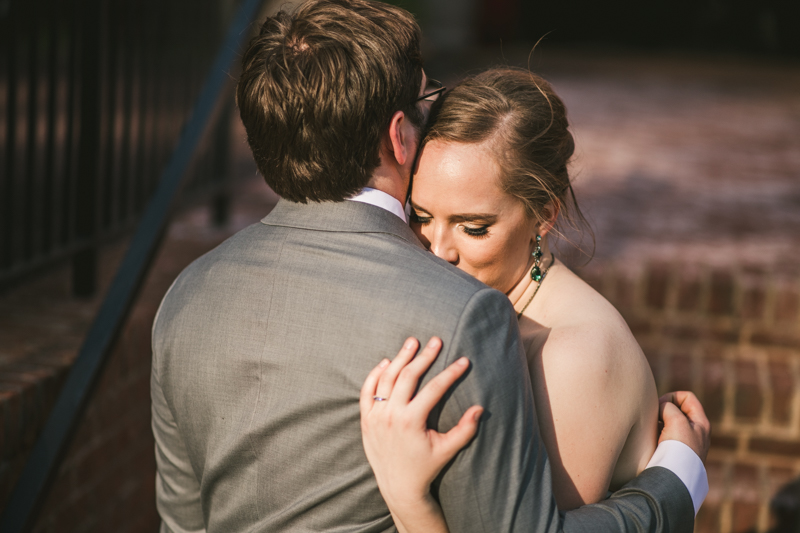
left=428, top=227, right=458, bottom=265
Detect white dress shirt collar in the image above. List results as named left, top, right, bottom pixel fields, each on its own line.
left=348, top=187, right=407, bottom=223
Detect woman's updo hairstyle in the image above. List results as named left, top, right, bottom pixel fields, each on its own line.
left=423, top=67, right=590, bottom=245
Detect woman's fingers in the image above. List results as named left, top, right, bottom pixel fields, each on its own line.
left=434, top=405, right=483, bottom=462
left=360, top=358, right=390, bottom=415
left=391, top=337, right=443, bottom=403
left=409, top=356, right=471, bottom=419
left=374, top=338, right=419, bottom=401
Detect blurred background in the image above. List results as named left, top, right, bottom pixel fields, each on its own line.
left=1, top=0, right=798, bottom=531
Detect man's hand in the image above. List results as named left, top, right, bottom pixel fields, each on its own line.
left=658, top=391, right=711, bottom=463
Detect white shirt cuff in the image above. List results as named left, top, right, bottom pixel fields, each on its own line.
left=645, top=440, right=708, bottom=515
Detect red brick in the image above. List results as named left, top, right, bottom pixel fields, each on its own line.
left=750, top=438, right=800, bottom=457
left=613, top=275, right=636, bottom=310
left=769, top=360, right=794, bottom=425
left=625, top=317, right=652, bottom=337
left=668, top=353, right=693, bottom=391
left=662, top=324, right=700, bottom=341
left=732, top=501, right=760, bottom=533
left=703, top=356, right=726, bottom=423
left=676, top=275, right=701, bottom=313
left=732, top=463, right=760, bottom=501
left=751, top=329, right=800, bottom=349
left=735, top=360, right=762, bottom=422
left=711, top=433, right=738, bottom=450
left=767, top=466, right=796, bottom=498
left=775, top=287, right=800, bottom=323
left=741, top=284, right=767, bottom=320
left=708, top=270, right=735, bottom=316
left=705, top=458, right=726, bottom=492
left=695, top=503, right=721, bottom=533
left=708, top=324, right=740, bottom=344
left=645, top=264, right=669, bottom=310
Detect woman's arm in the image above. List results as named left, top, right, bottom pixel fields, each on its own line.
left=359, top=337, right=483, bottom=533
left=530, top=324, right=658, bottom=509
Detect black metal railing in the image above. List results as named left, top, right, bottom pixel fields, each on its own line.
left=0, top=0, right=265, bottom=530
left=0, top=0, right=240, bottom=296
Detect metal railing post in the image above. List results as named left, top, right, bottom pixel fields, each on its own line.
left=71, top=0, right=103, bottom=297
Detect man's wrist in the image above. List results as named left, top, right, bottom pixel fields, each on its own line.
left=646, top=439, right=709, bottom=515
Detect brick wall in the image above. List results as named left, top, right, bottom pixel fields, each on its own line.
left=579, top=261, right=800, bottom=533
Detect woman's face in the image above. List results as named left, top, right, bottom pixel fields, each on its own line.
left=410, top=140, right=537, bottom=294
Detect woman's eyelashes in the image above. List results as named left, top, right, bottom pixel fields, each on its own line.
left=459, top=224, right=490, bottom=238
left=409, top=211, right=431, bottom=225
left=410, top=211, right=491, bottom=239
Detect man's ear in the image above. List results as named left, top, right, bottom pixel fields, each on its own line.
left=537, top=201, right=561, bottom=237
left=386, top=110, right=409, bottom=166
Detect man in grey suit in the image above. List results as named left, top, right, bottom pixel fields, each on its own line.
left=151, top=1, right=710, bottom=531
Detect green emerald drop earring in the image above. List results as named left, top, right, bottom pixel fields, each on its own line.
left=531, top=235, right=544, bottom=282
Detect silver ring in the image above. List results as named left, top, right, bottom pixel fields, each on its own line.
left=373, top=396, right=389, bottom=402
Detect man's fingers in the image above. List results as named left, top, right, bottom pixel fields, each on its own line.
left=660, top=391, right=710, bottom=432
left=410, top=357, right=470, bottom=417
left=374, top=338, right=419, bottom=400
left=674, top=392, right=709, bottom=425
left=360, top=359, right=390, bottom=414
left=658, top=392, right=676, bottom=405
left=658, top=401, right=687, bottom=443
left=391, top=337, right=443, bottom=403
left=436, top=405, right=483, bottom=461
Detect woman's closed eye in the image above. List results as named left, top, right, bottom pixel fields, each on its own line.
left=410, top=211, right=432, bottom=225
left=459, top=224, right=490, bottom=238
left=410, top=210, right=491, bottom=238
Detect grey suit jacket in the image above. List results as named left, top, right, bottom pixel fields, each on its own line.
left=151, top=199, right=695, bottom=532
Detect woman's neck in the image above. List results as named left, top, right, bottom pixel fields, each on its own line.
left=507, top=238, right=552, bottom=313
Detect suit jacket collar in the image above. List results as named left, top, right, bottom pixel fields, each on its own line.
left=261, top=199, right=425, bottom=249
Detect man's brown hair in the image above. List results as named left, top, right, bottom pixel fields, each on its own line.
left=237, top=0, right=423, bottom=203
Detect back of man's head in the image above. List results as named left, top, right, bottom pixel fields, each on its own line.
left=237, top=0, right=423, bottom=203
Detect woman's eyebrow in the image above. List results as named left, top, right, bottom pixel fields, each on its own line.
left=409, top=201, right=431, bottom=214
left=450, top=214, right=497, bottom=223
left=410, top=201, right=496, bottom=223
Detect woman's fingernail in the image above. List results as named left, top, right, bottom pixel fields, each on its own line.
left=474, top=409, right=483, bottom=422
left=427, top=337, right=439, bottom=348
left=404, top=338, right=416, bottom=349
left=457, top=357, right=469, bottom=366
left=379, top=359, right=390, bottom=368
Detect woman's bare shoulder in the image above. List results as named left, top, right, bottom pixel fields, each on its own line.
left=535, top=264, right=655, bottom=403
